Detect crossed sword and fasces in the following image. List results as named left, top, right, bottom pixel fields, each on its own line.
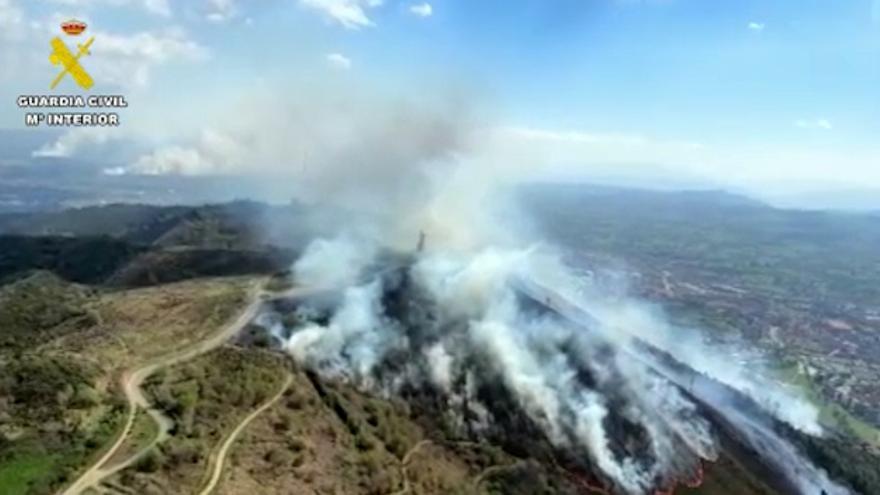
left=49, top=36, right=95, bottom=90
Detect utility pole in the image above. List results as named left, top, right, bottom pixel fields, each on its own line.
left=417, top=230, right=426, bottom=252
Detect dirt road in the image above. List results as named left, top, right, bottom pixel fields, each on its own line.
left=389, top=440, right=433, bottom=495
left=60, top=282, right=268, bottom=495
left=197, top=373, right=293, bottom=495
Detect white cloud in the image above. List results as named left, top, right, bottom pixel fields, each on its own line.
left=33, top=127, right=122, bottom=158
left=326, top=52, right=351, bottom=70
left=298, top=0, right=383, bottom=29
left=205, top=0, right=238, bottom=23
left=130, top=145, right=209, bottom=175
left=409, top=2, right=432, bottom=18
left=0, top=0, right=25, bottom=40
left=113, top=83, right=473, bottom=201
left=47, top=0, right=172, bottom=17
left=126, top=129, right=246, bottom=175
left=142, top=0, right=170, bottom=16
left=0, top=0, right=31, bottom=82
left=93, top=28, right=206, bottom=63
left=794, top=118, right=832, bottom=130
left=89, top=28, right=208, bottom=88
left=500, top=127, right=652, bottom=146
left=747, top=21, right=765, bottom=31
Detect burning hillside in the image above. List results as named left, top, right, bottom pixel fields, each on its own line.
left=252, top=240, right=852, bottom=495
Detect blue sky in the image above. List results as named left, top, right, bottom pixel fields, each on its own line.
left=0, top=0, right=878, bottom=193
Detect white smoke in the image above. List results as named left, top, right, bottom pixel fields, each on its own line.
left=274, top=241, right=848, bottom=494
left=223, top=71, right=843, bottom=495
left=584, top=299, right=823, bottom=436
left=293, top=234, right=377, bottom=288
left=285, top=280, right=398, bottom=384
left=279, top=246, right=681, bottom=491
left=424, top=342, right=454, bottom=392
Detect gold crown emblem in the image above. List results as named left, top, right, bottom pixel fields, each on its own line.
left=61, top=20, right=87, bottom=36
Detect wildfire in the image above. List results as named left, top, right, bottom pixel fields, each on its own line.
left=568, top=469, right=611, bottom=495
left=537, top=448, right=708, bottom=495
left=653, top=461, right=707, bottom=495
left=684, top=462, right=705, bottom=488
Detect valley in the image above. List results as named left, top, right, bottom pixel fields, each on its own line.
left=1, top=189, right=879, bottom=495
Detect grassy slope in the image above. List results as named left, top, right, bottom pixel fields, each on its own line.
left=0, top=452, right=57, bottom=495
left=0, top=271, right=94, bottom=350
left=0, top=274, right=120, bottom=494
left=0, top=274, right=253, bottom=495
left=215, top=370, right=522, bottom=495
left=106, top=347, right=289, bottom=494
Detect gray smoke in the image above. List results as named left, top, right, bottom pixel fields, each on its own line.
left=277, top=240, right=847, bottom=494
left=217, top=74, right=847, bottom=495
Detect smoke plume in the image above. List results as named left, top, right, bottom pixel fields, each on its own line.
left=272, top=239, right=848, bottom=494
left=215, top=78, right=847, bottom=495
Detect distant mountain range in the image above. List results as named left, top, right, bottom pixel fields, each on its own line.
left=759, top=188, right=880, bottom=212
left=1, top=130, right=878, bottom=214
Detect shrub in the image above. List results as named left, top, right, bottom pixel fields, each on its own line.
left=136, top=449, right=164, bottom=473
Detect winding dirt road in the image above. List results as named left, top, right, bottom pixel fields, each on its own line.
left=197, top=373, right=293, bottom=495
left=61, top=282, right=268, bottom=495
left=389, top=440, right=432, bottom=495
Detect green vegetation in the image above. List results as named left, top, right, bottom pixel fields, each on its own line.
left=525, top=184, right=880, bottom=494
left=0, top=201, right=298, bottom=287
left=110, top=346, right=288, bottom=493
left=107, top=247, right=292, bottom=288
left=2, top=355, right=100, bottom=420
left=80, top=277, right=251, bottom=367
left=217, top=369, right=523, bottom=495
left=795, top=434, right=880, bottom=495
left=1, top=195, right=877, bottom=494
left=0, top=273, right=126, bottom=494
left=0, top=235, right=144, bottom=285
left=0, top=272, right=94, bottom=352
left=773, top=366, right=880, bottom=495
left=482, top=461, right=574, bottom=495
left=773, top=360, right=880, bottom=446
left=145, top=348, right=286, bottom=437
left=0, top=204, right=190, bottom=240
left=0, top=201, right=272, bottom=248
left=0, top=269, right=257, bottom=495
left=0, top=201, right=309, bottom=253
left=307, top=384, right=408, bottom=493
left=0, top=234, right=290, bottom=288
left=106, top=410, right=158, bottom=467
left=0, top=403, right=125, bottom=495
left=0, top=451, right=57, bottom=495
left=0, top=450, right=55, bottom=495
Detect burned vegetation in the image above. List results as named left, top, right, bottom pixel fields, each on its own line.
left=244, top=249, right=861, bottom=495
